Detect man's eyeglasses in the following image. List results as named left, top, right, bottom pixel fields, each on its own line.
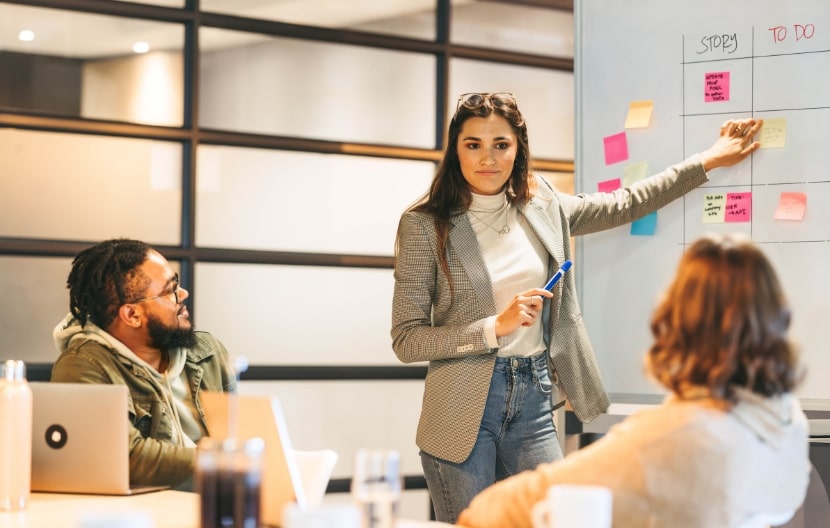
left=130, top=273, right=180, bottom=305
left=456, top=92, right=517, bottom=111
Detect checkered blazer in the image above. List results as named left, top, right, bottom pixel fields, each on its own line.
left=392, top=155, right=708, bottom=464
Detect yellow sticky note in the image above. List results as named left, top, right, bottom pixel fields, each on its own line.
left=624, top=100, right=654, bottom=129
left=759, top=117, right=786, bottom=149
left=702, top=193, right=726, bottom=223
left=623, top=161, right=648, bottom=187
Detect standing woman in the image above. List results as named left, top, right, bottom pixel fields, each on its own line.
left=391, top=92, right=762, bottom=523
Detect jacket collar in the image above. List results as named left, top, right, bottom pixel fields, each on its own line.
left=185, top=334, right=216, bottom=364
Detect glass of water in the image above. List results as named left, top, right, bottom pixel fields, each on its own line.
left=350, top=449, right=402, bottom=528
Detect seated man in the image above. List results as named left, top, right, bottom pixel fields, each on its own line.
left=51, top=238, right=236, bottom=489
left=457, top=233, right=811, bottom=528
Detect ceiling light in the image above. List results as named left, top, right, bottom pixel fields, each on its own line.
left=132, top=41, right=150, bottom=54
left=18, top=30, right=35, bottom=42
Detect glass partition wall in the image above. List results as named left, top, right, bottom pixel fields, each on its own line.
left=0, top=0, right=574, bottom=520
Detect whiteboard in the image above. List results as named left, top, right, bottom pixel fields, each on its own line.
left=575, top=0, right=830, bottom=404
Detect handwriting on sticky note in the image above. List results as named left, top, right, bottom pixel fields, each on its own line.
left=630, top=211, right=657, bottom=236
left=598, top=178, right=621, bottom=192
left=704, top=71, right=730, bottom=102
left=702, top=193, right=726, bottom=223
left=625, top=100, right=654, bottom=128
left=725, top=192, right=752, bottom=222
left=623, top=161, right=648, bottom=187
left=774, top=192, right=807, bottom=221
left=603, top=132, right=629, bottom=165
left=759, top=118, right=786, bottom=149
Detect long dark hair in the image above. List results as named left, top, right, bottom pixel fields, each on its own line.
left=647, top=233, right=802, bottom=401
left=401, top=93, right=534, bottom=284
left=67, top=238, right=151, bottom=328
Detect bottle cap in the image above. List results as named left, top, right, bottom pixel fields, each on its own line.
left=1, top=360, right=26, bottom=381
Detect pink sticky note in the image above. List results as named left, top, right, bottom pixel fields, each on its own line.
left=725, top=192, right=752, bottom=222
left=598, top=178, right=621, bottom=192
left=774, top=192, right=807, bottom=221
left=603, top=132, right=629, bottom=165
left=705, top=71, right=730, bottom=102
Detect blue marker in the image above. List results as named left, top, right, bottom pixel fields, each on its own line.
left=543, top=260, right=572, bottom=291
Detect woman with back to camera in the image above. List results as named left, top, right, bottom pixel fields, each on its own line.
left=391, top=91, right=763, bottom=523
left=457, top=233, right=809, bottom=527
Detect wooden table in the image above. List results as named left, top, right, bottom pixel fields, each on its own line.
left=0, top=491, right=452, bottom=527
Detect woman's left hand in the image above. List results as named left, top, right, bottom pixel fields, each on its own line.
left=699, top=118, right=763, bottom=171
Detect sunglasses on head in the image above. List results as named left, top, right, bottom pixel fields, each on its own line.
left=456, top=92, right=517, bottom=111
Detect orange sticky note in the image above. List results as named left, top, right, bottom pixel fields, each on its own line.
left=624, top=100, right=653, bottom=129
left=774, top=192, right=807, bottom=221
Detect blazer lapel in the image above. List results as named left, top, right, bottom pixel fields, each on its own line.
left=521, top=197, right=565, bottom=266
left=448, top=213, right=498, bottom=315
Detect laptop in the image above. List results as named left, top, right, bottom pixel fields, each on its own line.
left=200, top=391, right=307, bottom=527
left=30, top=382, right=168, bottom=495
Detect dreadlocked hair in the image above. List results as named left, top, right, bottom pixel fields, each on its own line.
left=67, top=238, right=152, bottom=328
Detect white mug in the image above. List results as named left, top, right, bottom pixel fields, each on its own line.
left=282, top=503, right=361, bottom=528
left=77, top=510, right=154, bottom=528
left=531, top=484, right=612, bottom=528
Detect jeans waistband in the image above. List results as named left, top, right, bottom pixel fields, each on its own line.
left=494, top=350, right=548, bottom=373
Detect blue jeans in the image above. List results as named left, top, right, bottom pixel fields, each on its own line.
left=420, top=352, right=564, bottom=524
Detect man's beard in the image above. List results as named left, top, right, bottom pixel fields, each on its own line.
left=146, top=313, right=197, bottom=350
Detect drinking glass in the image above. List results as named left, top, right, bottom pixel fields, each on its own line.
left=350, top=449, right=402, bottom=528
left=196, top=436, right=265, bottom=528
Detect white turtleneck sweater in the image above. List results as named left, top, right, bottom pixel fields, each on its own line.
left=467, top=191, right=548, bottom=357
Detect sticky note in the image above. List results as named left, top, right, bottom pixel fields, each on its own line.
left=759, top=117, right=786, bottom=149
left=702, top=193, right=726, bottom=223
left=598, top=178, right=621, bottom=192
left=704, top=71, right=730, bottom=102
left=630, top=212, right=657, bottom=236
left=725, top=192, right=752, bottom=223
left=774, top=192, right=807, bottom=221
left=623, top=161, right=648, bottom=187
left=603, top=132, right=629, bottom=165
left=624, top=100, right=654, bottom=129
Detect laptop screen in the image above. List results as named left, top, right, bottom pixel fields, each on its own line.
left=200, top=392, right=306, bottom=527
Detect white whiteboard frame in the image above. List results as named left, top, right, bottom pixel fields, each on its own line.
left=575, top=0, right=830, bottom=408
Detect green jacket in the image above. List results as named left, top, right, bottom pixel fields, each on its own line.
left=51, top=315, right=236, bottom=488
